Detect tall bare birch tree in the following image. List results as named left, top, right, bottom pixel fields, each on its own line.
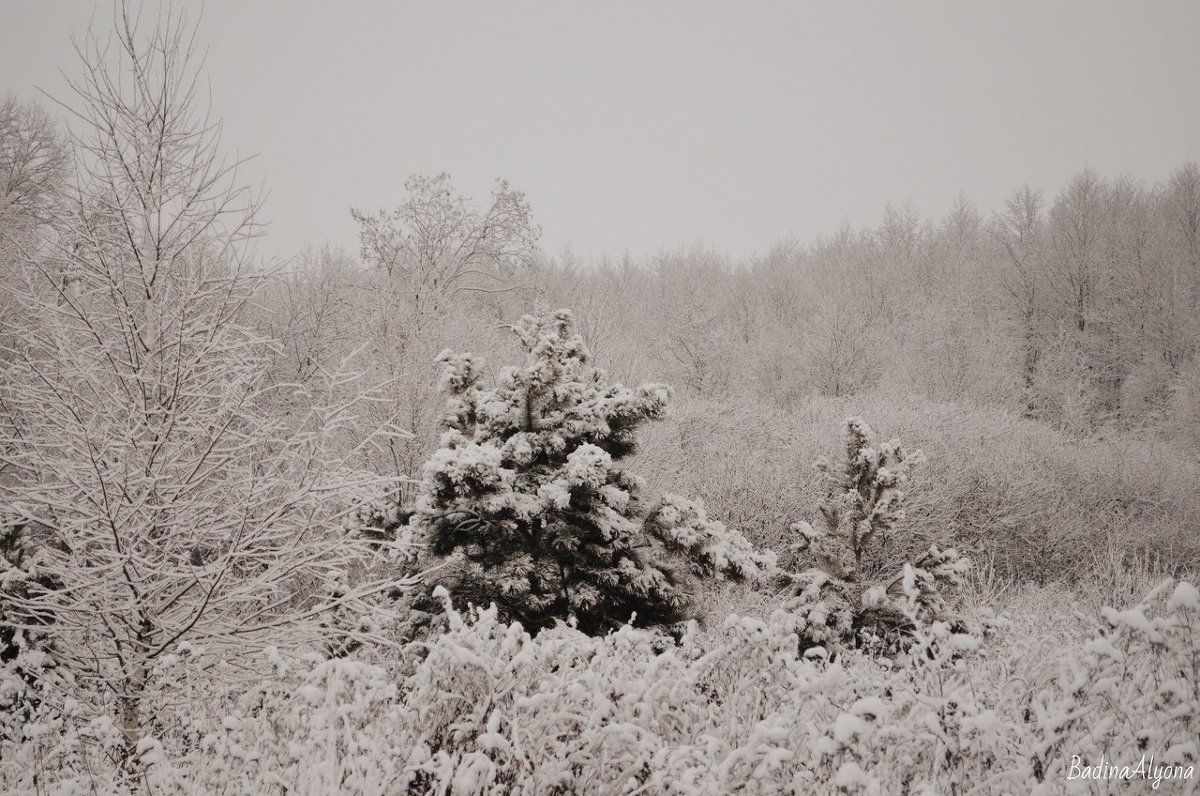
left=0, top=5, right=404, bottom=766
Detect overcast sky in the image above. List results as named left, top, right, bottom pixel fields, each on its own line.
left=4, top=1, right=1199, bottom=264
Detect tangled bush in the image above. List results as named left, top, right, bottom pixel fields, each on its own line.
left=8, top=576, right=1200, bottom=794
left=1029, top=577, right=1200, bottom=791
left=782, top=418, right=970, bottom=654
left=0, top=590, right=1016, bottom=794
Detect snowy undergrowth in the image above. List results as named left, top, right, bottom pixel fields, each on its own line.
left=5, top=578, right=1200, bottom=795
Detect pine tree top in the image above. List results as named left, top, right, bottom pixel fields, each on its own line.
left=435, top=310, right=671, bottom=462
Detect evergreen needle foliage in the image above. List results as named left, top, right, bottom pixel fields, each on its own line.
left=0, top=518, right=63, bottom=741
left=405, top=309, right=773, bottom=635
left=785, top=417, right=970, bottom=653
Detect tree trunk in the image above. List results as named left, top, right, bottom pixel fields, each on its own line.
left=120, top=661, right=147, bottom=767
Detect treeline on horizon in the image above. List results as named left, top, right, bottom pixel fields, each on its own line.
left=277, top=160, right=1200, bottom=583
left=300, top=163, right=1200, bottom=445
left=4, top=89, right=1200, bottom=580
left=7, top=87, right=1198, bottom=447
left=540, top=167, right=1200, bottom=435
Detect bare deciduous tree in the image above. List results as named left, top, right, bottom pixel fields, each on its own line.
left=995, top=185, right=1047, bottom=413
left=1049, top=168, right=1106, bottom=335
left=0, top=94, right=67, bottom=227
left=0, top=96, right=68, bottom=339
left=0, top=6, right=405, bottom=766
left=351, top=172, right=540, bottom=313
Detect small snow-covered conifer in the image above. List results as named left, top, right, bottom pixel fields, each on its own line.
left=405, top=309, right=773, bottom=635
left=785, top=417, right=969, bottom=653
left=0, top=518, right=62, bottom=740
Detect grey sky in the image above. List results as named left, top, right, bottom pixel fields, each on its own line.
left=4, top=1, right=1199, bottom=264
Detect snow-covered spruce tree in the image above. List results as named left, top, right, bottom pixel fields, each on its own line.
left=783, top=417, right=969, bottom=654
left=0, top=7, right=404, bottom=766
left=403, top=309, right=773, bottom=636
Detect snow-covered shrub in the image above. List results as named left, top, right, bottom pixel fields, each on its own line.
left=1029, top=577, right=1200, bottom=791
left=344, top=496, right=414, bottom=551
left=402, top=309, right=774, bottom=635
left=782, top=417, right=970, bottom=654
left=321, top=497, right=435, bottom=655
left=8, top=577, right=1200, bottom=794
left=650, top=393, right=1200, bottom=588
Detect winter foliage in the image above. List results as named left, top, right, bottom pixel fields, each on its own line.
left=0, top=517, right=63, bottom=742
left=1, top=4, right=1198, bottom=794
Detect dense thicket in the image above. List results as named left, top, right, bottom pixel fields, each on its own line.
left=528, top=176, right=1200, bottom=441
left=7, top=576, right=1200, bottom=794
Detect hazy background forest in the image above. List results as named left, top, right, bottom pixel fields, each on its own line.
left=337, top=162, right=1200, bottom=581
left=212, top=158, right=1200, bottom=600
left=3, top=3, right=1200, bottom=794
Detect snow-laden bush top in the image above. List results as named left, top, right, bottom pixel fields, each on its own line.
left=17, top=576, right=1200, bottom=795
